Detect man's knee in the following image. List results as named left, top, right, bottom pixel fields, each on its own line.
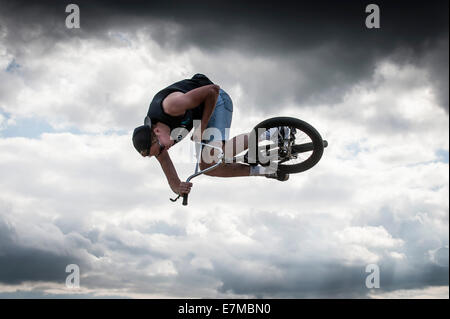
left=199, top=161, right=219, bottom=176
left=199, top=161, right=212, bottom=173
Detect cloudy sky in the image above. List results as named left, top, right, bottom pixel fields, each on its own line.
left=0, top=0, right=448, bottom=298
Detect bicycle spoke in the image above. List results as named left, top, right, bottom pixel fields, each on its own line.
left=250, top=118, right=324, bottom=174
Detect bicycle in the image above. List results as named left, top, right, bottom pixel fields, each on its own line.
left=170, top=116, right=328, bottom=206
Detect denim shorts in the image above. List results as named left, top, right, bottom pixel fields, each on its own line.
left=202, top=88, right=233, bottom=143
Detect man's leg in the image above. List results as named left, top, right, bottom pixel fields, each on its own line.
left=198, top=136, right=278, bottom=178
left=223, top=132, right=250, bottom=159
left=199, top=141, right=251, bottom=177
left=198, top=89, right=252, bottom=178
left=198, top=90, right=287, bottom=180
left=199, top=134, right=286, bottom=179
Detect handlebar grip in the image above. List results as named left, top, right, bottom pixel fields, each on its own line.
left=182, top=193, right=188, bottom=206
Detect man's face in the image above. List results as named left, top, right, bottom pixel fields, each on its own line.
left=140, top=139, right=164, bottom=158
left=140, top=136, right=174, bottom=158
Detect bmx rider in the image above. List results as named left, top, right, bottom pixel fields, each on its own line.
left=132, top=74, right=289, bottom=197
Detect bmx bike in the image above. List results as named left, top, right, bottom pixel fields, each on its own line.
left=170, top=116, right=328, bottom=206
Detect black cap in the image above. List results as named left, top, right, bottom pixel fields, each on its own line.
left=132, top=125, right=152, bottom=153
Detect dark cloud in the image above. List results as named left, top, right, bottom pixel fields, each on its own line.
left=0, top=290, right=127, bottom=298
left=215, top=261, right=368, bottom=298
left=0, top=217, right=83, bottom=285
left=214, top=258, right=448, bottom=298
left=0, top=0, right=448, bottom=110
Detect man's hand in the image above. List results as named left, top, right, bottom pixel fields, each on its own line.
left=177, top=181, right=193, bottom=195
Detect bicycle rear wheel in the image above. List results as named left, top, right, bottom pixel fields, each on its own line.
left=248, top=117, right=326, bottom=174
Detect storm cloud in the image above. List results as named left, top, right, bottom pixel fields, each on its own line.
left=0, top=0, right=448, bottom=298
left=0, top=0, right=448, bottom=111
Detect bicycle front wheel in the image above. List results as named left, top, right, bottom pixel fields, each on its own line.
left=250, top=117, right=326, bottom=174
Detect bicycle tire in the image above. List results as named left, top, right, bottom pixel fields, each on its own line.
left=250, top=117, right=325, bottom=174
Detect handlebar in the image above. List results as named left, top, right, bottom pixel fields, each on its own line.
left=170, top=141, right=224, bottom=206
left=182, top=194, right=188, bottom=206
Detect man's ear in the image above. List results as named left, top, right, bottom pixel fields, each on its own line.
left=152, top=126, right=160, bottom=136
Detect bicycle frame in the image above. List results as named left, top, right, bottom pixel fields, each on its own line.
left=170, top=119, right=328, bottom=206
left=170, top=141, right=225, bottom=206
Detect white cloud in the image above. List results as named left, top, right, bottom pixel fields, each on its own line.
left=0, top=30, right=194, bottom=133
left=0, top=112, right=5, bottom=130
left=0, top=28, right=448, bottom=298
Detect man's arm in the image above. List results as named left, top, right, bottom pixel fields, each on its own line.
left=198, top=86, right=220, bottom=140
left=156, top=150, right=192, bottom=195
left=163, top=84, right=220, bottom=117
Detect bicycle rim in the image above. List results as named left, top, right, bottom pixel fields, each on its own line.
left=250, top=117, right=325, bottom=174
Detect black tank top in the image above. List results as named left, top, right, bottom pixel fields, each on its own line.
left=147, top=74, right=214, bottom=144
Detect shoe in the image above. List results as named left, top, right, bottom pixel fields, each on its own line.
left=265, top=170, right=289, bottom=181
